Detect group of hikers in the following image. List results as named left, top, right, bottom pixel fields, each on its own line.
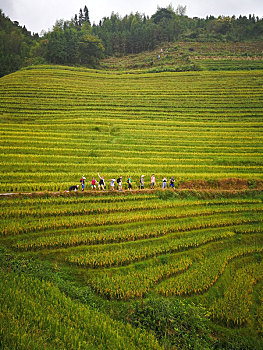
left=68, top=173, right=176, bottom=192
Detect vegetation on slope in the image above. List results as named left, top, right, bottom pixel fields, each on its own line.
left=1, top=4, right=263, bottom=76
left=0, top=191, right=262, bottom=349
left=100, top=41, right=263, bottom=72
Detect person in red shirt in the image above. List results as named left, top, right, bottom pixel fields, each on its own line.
left=91, top=177, right=97, bottom=190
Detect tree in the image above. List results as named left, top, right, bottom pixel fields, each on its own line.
left=78, top=32, right=104, bottom=65
left=45, top=26, right=67, bottom=64
left=0, top=10, right=33, bottom=76
left=79, top=8, right=84, bottom=26
left=151, top=8, right=173, bottom=24
left=84, top=6, right=91, bottom=26
left=73, top=14, right=78, bottom=28
left=176, top=5, right=187, bottom=16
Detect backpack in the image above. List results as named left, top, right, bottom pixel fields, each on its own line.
left=117, top=178, right=121, bottom=184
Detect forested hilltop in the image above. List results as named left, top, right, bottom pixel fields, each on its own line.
left=1, top=4, right=263, bottom=76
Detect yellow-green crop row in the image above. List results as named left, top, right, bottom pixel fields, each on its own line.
left=88, top=241, right=262, bottom=300
left=14, top=213, right=263, bottom=251
left=155, top=245, right=263, bottom=297
left=0, top=192, right=156, bottom=208
left=0, top=270, right=161, bottom=349
left=1, top=196, right=260, bottom=219
left=90, top=256, right=192, bottom=300
left=210, top=260, right=263, bottom=326
left=66, top=228, right=235, bottom=268
left=2, top=201, right=262, bottom=236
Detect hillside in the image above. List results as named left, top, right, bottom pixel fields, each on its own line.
left=0, top=189, right=262, bottom=348
left=1, top=3, right=263, bottom=77
left=0, top=65, right=263, bottom=349
left=100, top=41, right=263, bottom=72
left=0, top=65, right=262, bottom=192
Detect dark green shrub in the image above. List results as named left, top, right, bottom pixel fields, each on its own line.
left=128, top=297, right=213, bottom=349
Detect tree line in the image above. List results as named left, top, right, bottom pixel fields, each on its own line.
left=0, top=10, right=38, bottom=77
left=0, top=5, right=263, bottom=76
left=94, top=5, right=263, bottom=56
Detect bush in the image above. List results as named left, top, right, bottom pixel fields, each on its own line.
left=128, top=297, right=213, bottom=349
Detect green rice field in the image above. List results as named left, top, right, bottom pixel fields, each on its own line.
left=0, top=64, right=262, bottom=349
left=0, top=66, right=262, bottom=192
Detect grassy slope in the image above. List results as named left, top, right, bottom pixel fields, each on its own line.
left=100, top=41, right=263, bottom=72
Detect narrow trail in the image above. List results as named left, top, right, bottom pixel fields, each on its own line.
left=0, top=187, right=261, bottom=198
left=1, top=179, right=261, bottom=198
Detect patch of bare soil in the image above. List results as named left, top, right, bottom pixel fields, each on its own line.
left=178, top=178, right=263, bottom=191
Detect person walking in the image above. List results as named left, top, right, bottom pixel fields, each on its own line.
left=127, top=176, right=132, bottom=190
left=98, top=173, right=105, bottom=191
left=117, top=176, right=122, bottom=191
left=162, top=176, right=167, bottom=189
left=140, top=175, right=145, bottom=189
left=91, top=177, right=97, bottom=190
left=169, top=176, right=175, bottom=189
left=80, top=175, right=86, bottom=191
left=151, top=174, right=156, bottom=189
left=110, top=178, right=116, bottom=190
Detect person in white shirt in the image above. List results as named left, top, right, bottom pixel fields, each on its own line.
left=151, top=174, right=156, bottom=189
left=140, top=175, right=145, bottom=189
left=110, top=178, right=116, bottom=190
left=162, top=177, right=167, bottom=189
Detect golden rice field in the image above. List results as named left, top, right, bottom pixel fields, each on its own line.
left=0, top=65, right=262, bottom=192
left=0, top=65, right=262, bottom=349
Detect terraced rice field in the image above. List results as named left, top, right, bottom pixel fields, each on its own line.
left=0, top=190, right=262, bottom=348
left=0, top=66, right=262, bottom=192
left=0, top=65, right=262, bottom=349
